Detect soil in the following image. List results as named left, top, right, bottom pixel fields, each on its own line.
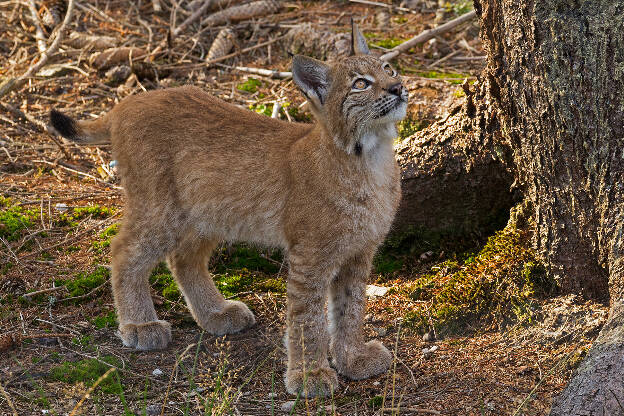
left=0, top=1, right=608, bottom=415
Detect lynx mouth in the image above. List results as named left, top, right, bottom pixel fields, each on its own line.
left=375, top=97, right=407, bottom=119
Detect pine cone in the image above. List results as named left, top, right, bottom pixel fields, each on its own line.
left=202, top=0, right=281, bottom=27
left=206, top=28, right=236, bottom=62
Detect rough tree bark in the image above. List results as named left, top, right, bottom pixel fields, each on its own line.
left=394, top=81, right=516, bottom=236
left=396, top=0, right=623, bottom=413
left=472, top=0, right=623, bottom=413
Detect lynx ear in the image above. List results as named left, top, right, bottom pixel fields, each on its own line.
left=292, top=55, right=331, bottom=108
left=350, top=18, right=370, bottom=56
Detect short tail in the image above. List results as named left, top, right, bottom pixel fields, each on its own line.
left=49, top=109, right=111, bottom=144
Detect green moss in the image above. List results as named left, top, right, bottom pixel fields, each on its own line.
left=237, top=78, right=262, bottom=93
left=401, top=225, right=556, bottom=334
left=0, top=200, right=37, bottom=242
left=91, top=224, right=119, bottom=254
left=92, top=311, right=117, bottom=329
left=249, top=102, right=273, bottom=117
left=368, top=395, right=384, bottom=408
left=214, top=273, right=254, bottom=298
left=55, top=205, right=115, bottom=227
left=413, top=70, right=467, bottom=84
left=371, top=37, right=405, bottom=49
left=56, top=266, right=109, bottom=299
left=255, top=278, right=286, bottom=293
left=444, top=0, right=473, bottom=15
left=398, top=117, right=428, bottom=141
left=149, top=263, right=181, bottom=301
left=213, top=244, right=282, bottom=275
left=49, top=355, right=122, bottom=394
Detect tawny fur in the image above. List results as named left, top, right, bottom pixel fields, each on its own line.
left=50, top=24, right=407, bottom=397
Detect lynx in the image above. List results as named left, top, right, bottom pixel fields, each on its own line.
left=49, top=22, right=407, bottom=397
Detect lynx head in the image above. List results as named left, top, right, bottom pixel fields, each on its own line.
left=291, top=19, right=408, bottom=155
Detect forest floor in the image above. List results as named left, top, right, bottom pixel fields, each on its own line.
left=0, top=1, right=610, bottom=415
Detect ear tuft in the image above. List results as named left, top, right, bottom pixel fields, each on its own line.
left=291, top=55, right=331, bottom=106
left=350, top=18, right=370, bottom=56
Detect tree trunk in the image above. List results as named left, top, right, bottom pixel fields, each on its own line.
left=397, top=0, right=624, bottom=412
left=470, top=0, right=624, bottom=413
left=394, top=83, right=516, bottom=237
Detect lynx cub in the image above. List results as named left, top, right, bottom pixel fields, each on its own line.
left=50, top=22, right=407, bottom=397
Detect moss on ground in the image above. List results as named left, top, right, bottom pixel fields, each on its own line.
left=49, top=355, right=122, bottom=394
left=148, top=244, right=286, bottom=302
left=400, top=224, right=556, bottom=334
left=398, top=117, right=428, bottom=141
left=91, top=224, right=119, bottom=254
left=237, top=77, right=262, bottom=93
left=55, top=266, right=110, bottom=300
left=54, top=205, right=115, bottom=227
left=91, top=310, right=117, bottom=329
left=0, top=197, right=38, bottom=242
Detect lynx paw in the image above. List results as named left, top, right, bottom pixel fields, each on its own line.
left=332, top=340, right=392, bottom=380
left=285, top=366, right=338, bottom=398
left=200, top=300, right=255, bottom=336
left=118, top=320, right=172, bottom=351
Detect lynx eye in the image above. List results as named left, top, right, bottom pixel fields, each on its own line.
left=352, top=78, right=370, bottom=90
left=383, top=63, right=397, bottom=77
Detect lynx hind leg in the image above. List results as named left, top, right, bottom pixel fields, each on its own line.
left=112, top=223, right=172, bottom=351
left=329, top=252, right=392, bottom=380
left=167, top=239, right=255, bottom=335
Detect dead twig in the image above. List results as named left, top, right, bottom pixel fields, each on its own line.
left=0, top=381, right=18, bottom=416
left=69, top=367, right=116, bottom=416
left=380, top=10, right=477, bottom=61
left=27, top=0, right=47, bottom=53
left=0, top=0, right=76, bottom=99
left=349, top=0, right=418, bottom=14
left=21, top=285, right=66, bottom=298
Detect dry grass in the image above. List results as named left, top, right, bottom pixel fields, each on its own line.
left=0, top=1, right=608, bottom=415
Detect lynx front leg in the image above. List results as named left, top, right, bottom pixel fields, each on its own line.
left=329, top=252, right=392, bottom=380
left=284, top=254, right=338, bottom=398
left=167, top=239, right=255, bottom=336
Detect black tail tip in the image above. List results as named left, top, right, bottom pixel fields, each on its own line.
left=50, top=109, right=77, bottom=139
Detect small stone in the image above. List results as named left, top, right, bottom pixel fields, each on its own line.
left=373, top=381, right=380, bottom=386
left=422, top=330, right=435, bottom=342
left=54, top=203, right=68, bottom=212
left=420, top=251, right=434, bottom=260
left=268, top=392, right=278, bottom=399
left=422, top=345, right=439, bottom=357
left=366, top=285, right=389, bottom=298
left=373, top=327, right=387, bottom=337
left=145, top=404, right=161, bottom=415
left=281, top=400, right=296, bottom=412
left=152, top=368, right=163, bottom=377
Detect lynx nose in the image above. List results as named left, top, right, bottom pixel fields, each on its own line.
left=388, top=82, right=403, bottom=97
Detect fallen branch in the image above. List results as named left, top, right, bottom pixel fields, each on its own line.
left=21, top=285, right=66, bottom=298
left=172, top=0, right=217, bottom=38
left=380, top=10, right=477, bottom=61
left=0, top=0, right=76, bottom=99
left=349, top=0, right=418, bottom=14
left=233, top=65, right=292, bottom=79
left=27, top=0, right=47, bottom=53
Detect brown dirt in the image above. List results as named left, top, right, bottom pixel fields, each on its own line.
left=0, top=1, right=607, bottom=415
